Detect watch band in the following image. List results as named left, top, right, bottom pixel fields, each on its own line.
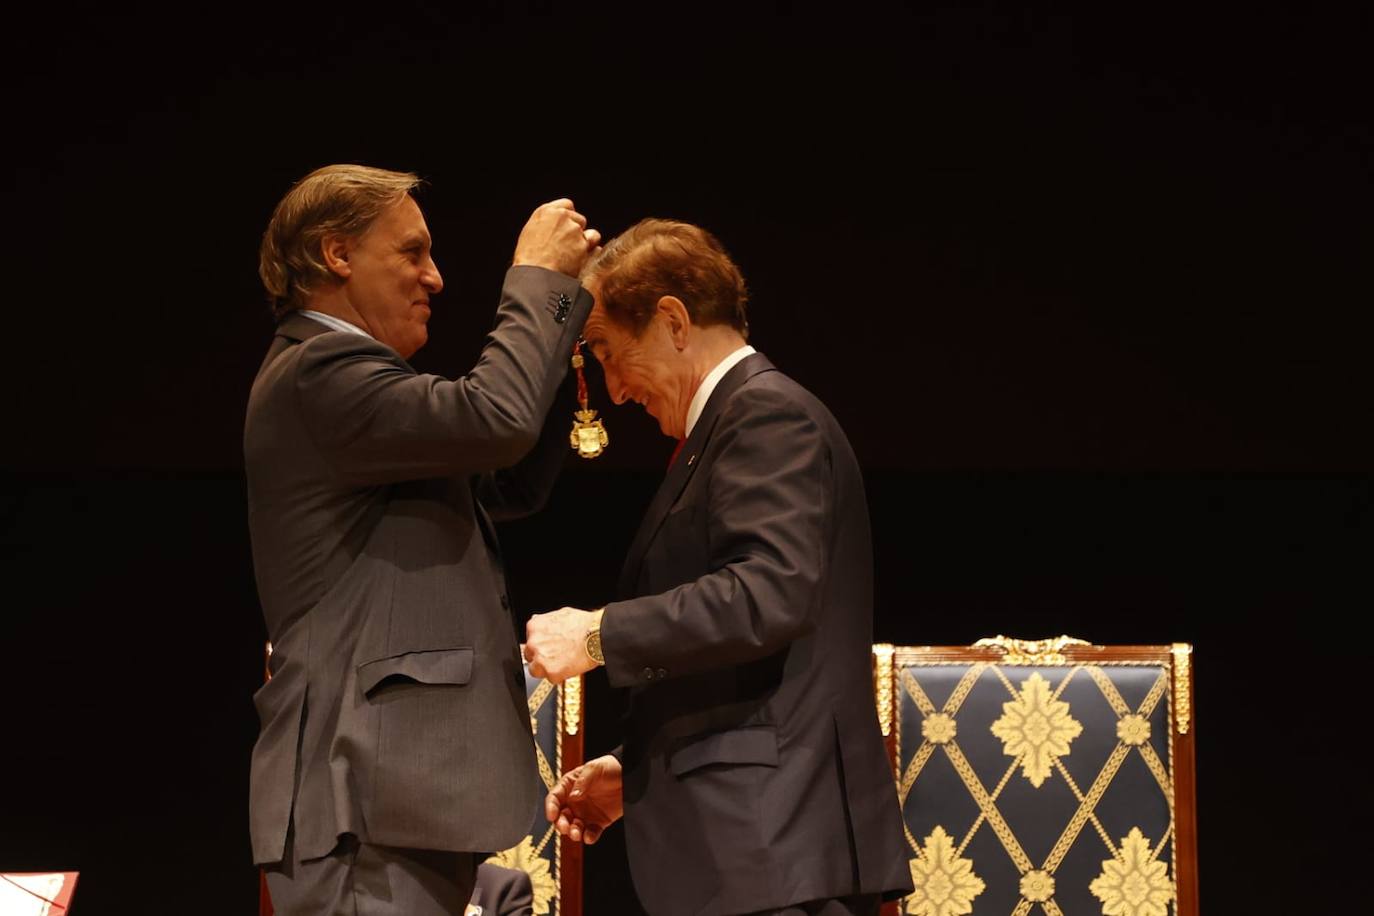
left=585, top=608, right=605, bottom=665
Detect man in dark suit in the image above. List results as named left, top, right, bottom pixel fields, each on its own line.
left=523, top=220, right=912, bottom=915
left=467, top=863, right=534, bottom=916
left=246, top=164, right=599, bottom=914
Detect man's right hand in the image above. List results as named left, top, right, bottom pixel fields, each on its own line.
left=513, top=198, right=601, bottom=277
left=544, top=754, right=624, bottom=844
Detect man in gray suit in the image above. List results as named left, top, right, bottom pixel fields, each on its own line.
left=246, top=164, right=599, bottom=914
left=524, top=220, right=911, bottom=915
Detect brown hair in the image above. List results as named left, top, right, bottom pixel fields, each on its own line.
left=258, top=164, right=421, bottom=319
left=581, top=219, right=749, bottom=339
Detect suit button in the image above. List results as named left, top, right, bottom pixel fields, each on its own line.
left=656, top=668, right=667, bottom=679
left=641, top=667, right=655, bottom=681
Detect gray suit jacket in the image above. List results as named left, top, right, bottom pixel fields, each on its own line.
left=601, top=353, right=912, bottom=916
left=245, top=266, right=591, bottom=865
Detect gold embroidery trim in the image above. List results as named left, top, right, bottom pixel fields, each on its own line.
left=1172, top=643, right=1192, bottom=735
left=898, top=665, right=984, bottom=801
left=874, top=643, right=895, bottom=737
left=554, top=679, right=563, bottom=916
left=563, top=673, right=582, bottom=736
left=943, top=740, right=1034, bottom=871
left=528, top=677, right=554, bottom=716
left=1086, top=665, right=1134, bottom=718
left=534, top=737, right=556, bottom=791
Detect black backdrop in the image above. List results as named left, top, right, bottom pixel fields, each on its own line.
left=3, top=3, right=1368, bottom=913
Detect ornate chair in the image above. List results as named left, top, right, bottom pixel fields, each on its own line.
left=480, top=667, right=586, bottom=916
left=872, top=637, right=1198, bottom=916
left=259, top=646, right=585, bottom=916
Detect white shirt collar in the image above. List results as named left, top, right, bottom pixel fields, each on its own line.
left=685, top=345, right=756, bottom=438
left=298, top=310, right=373, bottom=339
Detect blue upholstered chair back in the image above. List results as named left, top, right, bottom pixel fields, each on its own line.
left=873, top=639, right=1197, bottom=916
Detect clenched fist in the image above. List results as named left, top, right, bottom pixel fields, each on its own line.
left=524, top=606, right=603, bottom=683
left=512, top=198, right=601, bottom=277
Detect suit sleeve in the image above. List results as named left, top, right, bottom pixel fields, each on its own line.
left=475, top=370, right=577, bottom=522
left=472, top=863, right=534, bottom=916
left=600, top=385, right=832, bottom=687
left=496, top=868, right=534, bottom=916
left=295, top=266, right=590, bottom=486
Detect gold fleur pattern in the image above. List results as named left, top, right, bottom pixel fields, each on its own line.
left=922, top=713, right=957, bottom=745
left=487, top=836, right=558, bottom=915
left=1117, top=714, right=1151, bottom=746
left=1089, top=828, right=1174, bottom=916
left=1020, top=869, right=1055, bottom=902
left=990, top=672, right=1084, bottom=787
left=905, top=826, right=986, bottom=916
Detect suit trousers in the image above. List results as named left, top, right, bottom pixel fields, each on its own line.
left=265, top=822, right=478, bottom=916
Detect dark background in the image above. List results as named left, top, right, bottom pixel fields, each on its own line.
left=3, top=2, right=1368, bottom=913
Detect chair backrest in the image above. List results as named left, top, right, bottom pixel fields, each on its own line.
left=873, top=637, right=1197, bottom=916
left=481, top=668, right=585, bottom=916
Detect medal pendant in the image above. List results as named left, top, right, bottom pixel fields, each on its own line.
left=570, top=408, right=609, bottom=459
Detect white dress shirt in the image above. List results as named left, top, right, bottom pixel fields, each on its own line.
left=685, top=345, right=756, bottom=438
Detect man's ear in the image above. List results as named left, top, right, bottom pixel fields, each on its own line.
left=321, top=234, right=352, bottom=280
left=656, top=296, right=691, bottom=349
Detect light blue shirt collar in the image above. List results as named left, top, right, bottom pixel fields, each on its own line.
left=298, top=310, right=373, bottom=339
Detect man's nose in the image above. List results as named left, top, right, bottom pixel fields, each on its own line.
left=605, top=368, right=628, bottom=405
left=422, top=257, right=443, bottom=294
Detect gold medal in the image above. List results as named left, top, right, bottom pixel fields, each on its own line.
left=569, top=342, right=608, bottom=459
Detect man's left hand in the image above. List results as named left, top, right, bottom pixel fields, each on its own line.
left=524, top=607, right=603, bottom=682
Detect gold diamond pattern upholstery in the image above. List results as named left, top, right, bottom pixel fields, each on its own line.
left=873, top=640, right=1198, bottom=916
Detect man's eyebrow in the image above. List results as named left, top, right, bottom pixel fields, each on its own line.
left=399, top=233, right=430, bottom=248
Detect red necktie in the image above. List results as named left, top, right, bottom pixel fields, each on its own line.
left=668, top=438, right=685, bottom=470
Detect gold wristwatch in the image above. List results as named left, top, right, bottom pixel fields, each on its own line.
left=585, top=608, right=605, bottom=665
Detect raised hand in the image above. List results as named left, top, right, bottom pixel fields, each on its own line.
left=512, top=198, right=601, bottom=277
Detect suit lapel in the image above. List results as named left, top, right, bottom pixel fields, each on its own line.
left=616, top=353, right=777, bottom=598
